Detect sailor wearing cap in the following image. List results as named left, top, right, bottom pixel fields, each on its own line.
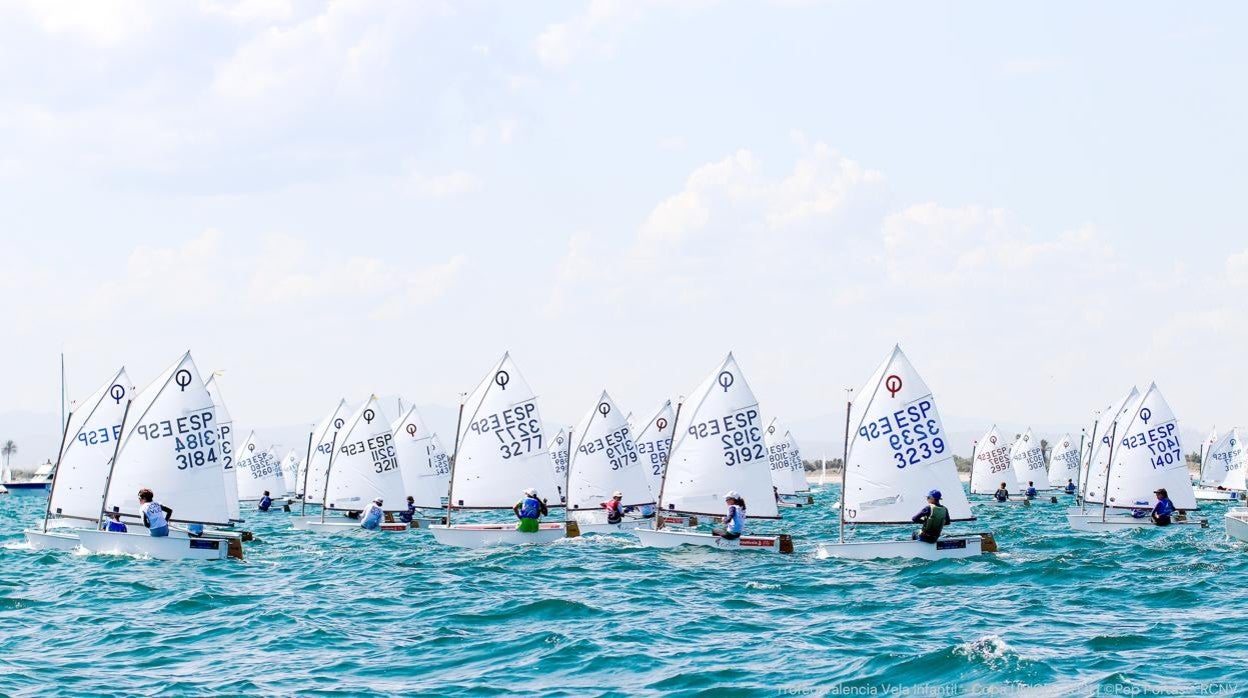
left=513, top=487, right=548, bottom=533
left=911, top=489, right=950, bottom=543
left=360, top=497, right=385, bottom=530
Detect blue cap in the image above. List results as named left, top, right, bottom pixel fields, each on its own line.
left=927, top=489, right=942, bottom=500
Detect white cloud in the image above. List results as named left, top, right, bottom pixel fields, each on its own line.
left=9, top=0, right=156, bottom=47
left=199, top=0, right=295, bottom=24
left=534, top=0, right=648, bottom=68
left=407, top=171, right=483, bottom=198
left=1227, top=249, right=1248, bottom=287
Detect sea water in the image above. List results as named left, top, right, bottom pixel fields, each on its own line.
left=1, top=490, right=1246, bottom=696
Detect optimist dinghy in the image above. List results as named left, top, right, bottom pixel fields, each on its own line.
left=566, top=391, right=655, bottom=534
left=391, top=402, right=451, bottom=527
left=634, top=353, right=793, bottom=553
left=1194, top=429, right=1244, bottom=502
left=205, top=374, right=241, bottom=523
left=24, top=368, right=132, bottom=551
left=815, top=346, right=993, bottom=560
left=295, top=399, right=350, bottom=509
left=1068, top=383, right=1207, bottom=531
left=766, top=420, right=812, bottom=507
left=1046, top=434, right=1082, bottom=492
left=236, top=432, right=286, bottom=505
left=1010, top=429, right=1052, bottom=500
left=547, top=427, right=570, bottom=508
left=429, top=353, right=572, bottom=548
left=295, top=397, right=409, bottom=533
left=969, top=426, right=1028, bottom=505
left=78, top=352, right=244, bottom=560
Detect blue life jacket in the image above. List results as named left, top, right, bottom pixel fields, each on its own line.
left=258, top=496, right=272, bottom=511
left=518, top=497, right=541, bottom=519
left=361, top=505, right=384, bottom=529
left=106, top=520, right=128, bottom=533
left=1065, top=483, right=1076, bottom=494
left=1026, top=487, right=1037, bottom=498
left=399, top=503, right=415, bottom=523
left=1154, top=498, right=1176, bottom=517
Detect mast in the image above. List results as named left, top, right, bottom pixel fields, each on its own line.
left=1080, top=418, right=1100, bottom=514
left=837, top=388, right=852, bottom=543
left=60, top=352, right=67, bottom=432
left=96, top=400, right=133, bottom=524
left=40, top=410, right=74, bottom=532
left=1073, top=429, right=1085, bottom=497
left=443, top=398, right=465, bottom=527
left=652, top=400, right=684, bottom=530
left=299, top=427, right=314, bottom=516
left=1099, top=421, right=1119, bottom=523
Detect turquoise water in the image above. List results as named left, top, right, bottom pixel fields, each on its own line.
left=2, top=489, right=1246, bottom=696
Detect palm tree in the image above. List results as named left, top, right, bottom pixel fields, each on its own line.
left=1, top=440, right=16, bottom=477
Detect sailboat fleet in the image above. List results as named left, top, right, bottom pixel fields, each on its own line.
left=15, top=345, right=1245, bottom=562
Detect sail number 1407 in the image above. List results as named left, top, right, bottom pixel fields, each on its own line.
left=857, top=400, right=945, bottom=468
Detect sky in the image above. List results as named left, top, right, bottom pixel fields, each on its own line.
left=1, top=0, right=1246, bottom=462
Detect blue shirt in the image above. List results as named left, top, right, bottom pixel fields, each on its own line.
left=361, top=504, right=384, bottom=529
left=1153, top=498, right=1176, bottom=517
left=724, top=504, right=745, bottom=534
left=105, top=520, right=127, bottom=533
left=258, top=496, right=272, bottom=511
left=399, top=503, right=415, bottom=523
left=1026, top=487, right=1037, bottom=498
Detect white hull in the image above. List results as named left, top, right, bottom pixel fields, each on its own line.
left=1225, top=509, right=1248, bottom=543
left=24, top=528, right=86, bottom=551
left=428, top=523, right=567, bottom=548
left=815, top=535, right=986, bottom=560
left=77, top=530, right=231, bottom=560
left=1194, top=487, right=1242, bottom=502
left=632, top=527, right=792, bottom=553
left=1067, top=513, right=1208, bottom=531
left=302, top=520, right=409, bottom=534
left=576, top=518, right=652, bottom=535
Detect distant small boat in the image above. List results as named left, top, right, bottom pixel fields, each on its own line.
left=2, top=460, right=54, bottom=493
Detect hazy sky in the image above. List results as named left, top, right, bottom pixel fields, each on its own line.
left=2, top=1, right=1245, bottom=456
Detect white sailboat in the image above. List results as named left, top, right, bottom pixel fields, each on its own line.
left=205, top=374, right=241, bottom=523
left=1068, top=383, right=1207, bottom=531
left=79, top=352, right=244, bottom=560
left=1046, top=433, right=1082, bottom=490
left=969, top=425, right=1022, bottom=500
left=235, top=432, right=285, bottom=503
left=634, top=353, right=793, bottom=553
left=429, top=353, right=571, bottom=548
left=391, top=402, right=451, bottom=524
left=632, top=400, right=674, bottom=501
left=816, top=345, right=992, bottom=560
left=1009, top=428, right=1049, bottom=495
left=786, top=431, right=811, bottom=495
left=766, top=421, right=811, bottom=507
left=296, top=397, right=409, bottom=534
left=279, top=449, right=301, bottom=497
left=296, top=399, right=350, bottom=505
left=547, top=427, right=570, bottom=507
left=24, top=368, right=132, bottom=550
left=566, top=391, right=655, bottom=534
left=1196, top=429, right=1245, bottom=501
left=1079, top=387, right=1139, bottom=505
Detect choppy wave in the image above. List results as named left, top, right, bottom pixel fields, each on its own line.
left=2, top=490, right=1246, bottom=695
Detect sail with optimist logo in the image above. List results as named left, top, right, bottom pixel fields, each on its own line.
left=42, top=368, right=132, bottom=525
left=1083, top=387, right=1140, bottom=504
left=566, top=391, right=654, bottom=520
left=969, top=425, right=1017, bottom=495
left=1009, top=429, right=1047, bottom=491
left=1046, top=434, right=1081, bottom=488
left=1099, top=383, right=1196, bottom=511
left=632, top=401, right=674, bottom=500
left=391, top=402, right=451, bottom=509
left=300, top=399, right=350, bottom=502
left=1199, top=429, right=1246, bottom=491
left=323, top=397, right=407, bottom=513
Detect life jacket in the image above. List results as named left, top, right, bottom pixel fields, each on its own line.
left=106, top=520, right=127, bottom=533
left=141, top=502, right=168, bottom=529
left=361, top=505, right=384, bottom=529
left=921, top=504, right=948, bottom=540
left=994, top=490, right=1009, bottom=502
left=1025, top=487, right=1037, bottom=498
left=258, top=496, right=272, bottom=511
left=604, top=499, right=622, bottom=523
left=1065, top=483, right=1076, bottom=494
left=725, top=504, right=745, bottom=534
left=518, top=497, right=541, bottom=519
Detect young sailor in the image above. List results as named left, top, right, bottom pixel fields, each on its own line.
left=602, top=491, right=624, bottom=524
left=993, top=483, right=1010, bottom=502
left=137, top=488, right=172, bottom=537
left=103, top=511, right=127, bottom=533
left=1152, top=488, right=1176, bottom=526
left=513, top=487, right=548, bottom=533
left=360, top=498, right=385, bottom=530
left=398, top=495, right=416, bottom=524
left=1064, top=479, right=1077, bottom=495
left=258, top=491, right=273, bottom=512
left=1025, top=482, right=1038, bottom=499
left=911, top=489, right=951, bottom=543
left=718, top=492, right=746, bottom=541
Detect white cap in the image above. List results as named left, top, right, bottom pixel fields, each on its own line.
left=523, top=487, right=538, bottom=497
left=725, top=491, right=740, bottom=499
left=373, top=498, right=383, bottom=505
left=612, top=490, right=623, bottom=498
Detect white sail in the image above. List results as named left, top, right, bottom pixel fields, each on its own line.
left=1009, top=429, right=1047, bottom=490
left=1104, top=383, right=1196, bottom=510
left=235, top=432, right=283, bottom=500
left=1199, top=428, right=1245, bottom=490
left=101, top=352, right=230, bottom=525
left=1084, top=387, right=1140, bottom=503
left=765, top=419, right=804, bottom=496
left=1046, top=434, right=1081, bottom=488
left=659, top=354, right=778, bottom=519
left=547, top=427, right=570, bottom=504
left=969, top=425, right=1017, bottom=495
left=449, top=353, right=559, bottom=509
left=632, top=400, right=674, bottom=498
left=567, top=391, right=653, bottom=513
left=1200, top=427, right=1219, bottom=466
left=324, top=397, right=406, bottom=512
left=47, top=368, right=132, bottom=522
left=279, top=449, right=301, bottom=496
left=392, top=402, right=451, bottom=508
left=204, top=374, right=240, bottom=521
left=785, top=431, right=808, bottom=492
left=842, top=346, right=972, bottom=524
left=301, top=399, right=350, bottom=500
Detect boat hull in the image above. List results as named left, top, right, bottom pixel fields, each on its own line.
left=815, top=535, right=986, bottom=560
left=576, top=518, right=652, bottom=535
left=1225, top=508, right=1248, bottom=543
left=1194, top=487, right=1241, bottom=502
left=77, top=530, right=231, bottom=560
left=2, top=482, right=51, bottom=495
left=633, top=528, right=792, bottom=553
left=1067, top=513, right=1209, bottom=531
left=302, top=520, right=409, bottom=534
left=427, top=523, right=567, bottom=548
left=23, top=528, right=85, bottom=551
